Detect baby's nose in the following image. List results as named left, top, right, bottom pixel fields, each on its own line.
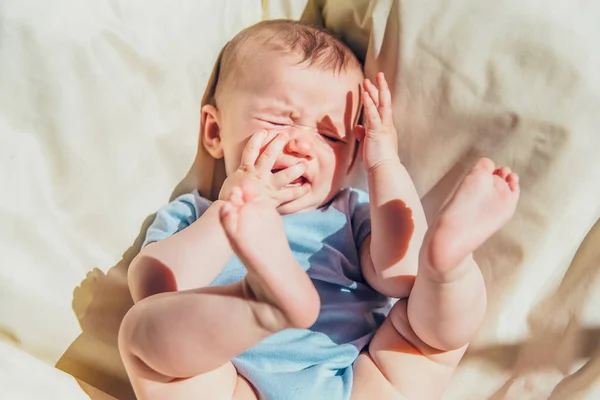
left=284, top=126, right=314, bottom=159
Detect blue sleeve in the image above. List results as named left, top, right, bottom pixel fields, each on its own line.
left=349, top=188, right=371, bottom=247
left=142, top=191, right=212, bottom=248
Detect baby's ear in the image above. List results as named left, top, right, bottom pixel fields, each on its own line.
left=201, top=104, right=224, bottom=159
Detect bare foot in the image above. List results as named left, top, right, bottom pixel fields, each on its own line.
left=219, top=184, right=320, bottom=331
left=423, top=158, right=520, bottom=280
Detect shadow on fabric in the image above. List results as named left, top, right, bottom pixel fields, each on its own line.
left=55, top=167, right=199, bottom=400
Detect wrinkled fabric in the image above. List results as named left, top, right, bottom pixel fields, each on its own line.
left=2, top=0, right=599, bottom=399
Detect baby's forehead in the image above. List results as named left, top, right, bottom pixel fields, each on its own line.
left=221, top=37, right=363, bottom=88
left=224, top=49, right=362, bottom=102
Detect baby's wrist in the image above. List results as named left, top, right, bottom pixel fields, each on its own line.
left=365, top=152, right=401, bottom=176
left=366, top=158, right=398, bottom=176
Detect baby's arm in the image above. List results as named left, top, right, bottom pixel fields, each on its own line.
left=129, top=200, right=233, bottom=302
left=357, top=74, right=427, bottom=298
left=361, top=160, right=427, bottom=298
left=129, top=131, right=309, bottom=303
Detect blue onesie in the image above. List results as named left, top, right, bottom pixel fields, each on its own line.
left=143, top=188, right=391, bottom=400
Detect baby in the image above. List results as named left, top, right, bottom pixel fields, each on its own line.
left=118, top=20, right=520, bottom=400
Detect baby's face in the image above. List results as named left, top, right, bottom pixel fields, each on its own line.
left=215, top=54, right=364, bottom=214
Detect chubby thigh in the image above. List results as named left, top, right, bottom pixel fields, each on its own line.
left=351, top=299, right=467, bottom=400
left=121, top=354, right=257, bottom=400
left=122, top=301, right=463, bottom=400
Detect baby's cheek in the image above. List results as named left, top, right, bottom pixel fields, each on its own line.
left=337, top=145, right=355, bottom=171
left=325, top=150, right=350, bottom=183
left=223, top=143, right=245, bottom=173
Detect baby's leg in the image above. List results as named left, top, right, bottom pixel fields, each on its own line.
left=408, top=158, right=519, bottom=351
left=118, top=186, right=320, bottom=400
left=354, top=159, right=520, bottom=400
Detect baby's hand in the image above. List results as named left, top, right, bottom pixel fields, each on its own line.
left=356, top=72, right=399, bottom=173
left=219, top=130, right=309, bottom=208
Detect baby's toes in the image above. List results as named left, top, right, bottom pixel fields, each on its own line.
left=473, top=158, right=496, bottom=173
left=239, top=182, right=262, bottom=203
left=493, top=166, right=512, bottom=180
left=491, top=174, right=512, bottom=196
left=492, top=173, right=520, bottom=208
left=506, top=173, right=520, bottom=193
left=224, top=186, right=245, bottom=207
left=220, top=201, right=241, bottom=237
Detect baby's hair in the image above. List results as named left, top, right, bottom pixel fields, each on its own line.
left=202, top=19, right=363, bottom=108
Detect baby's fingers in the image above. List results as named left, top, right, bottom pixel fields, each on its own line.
left=376, top=73, right=392, bottom=125
left=363, top=79, right=379, bottom=107
left=274, top=184, right=310, bottom=205
left=272, top=162, right=307, bottom=189
left=241, top=130, right=268, bottom=167
left=362, top=91, right=381, bottom=130
left=255, top=131, right=289, bottom=174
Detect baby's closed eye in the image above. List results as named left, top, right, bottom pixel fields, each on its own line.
left=257, top=118, right=290, bottom=127
left=257, top=118, right=346, bottom=144
left=320, top=133, right=343, bottom=143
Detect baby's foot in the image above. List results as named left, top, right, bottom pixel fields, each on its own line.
left=423, top=158, right=520, bottom=280
left=220, top=184, right=320, bottom=331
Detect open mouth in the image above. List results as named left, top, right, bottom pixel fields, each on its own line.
left=289, top=176, right=308, bottom=186
left=272, top=168, right=309, bottom=187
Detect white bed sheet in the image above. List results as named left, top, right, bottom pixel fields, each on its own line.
left=1, top=0, right=599, bottom=399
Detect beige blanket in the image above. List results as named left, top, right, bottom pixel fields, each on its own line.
left=1, top=0, right=598, bottom=399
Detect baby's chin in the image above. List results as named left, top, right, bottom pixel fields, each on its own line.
left=276, top=187, right=339, bottom=215
left=277, top=196, right=320, bottom=215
